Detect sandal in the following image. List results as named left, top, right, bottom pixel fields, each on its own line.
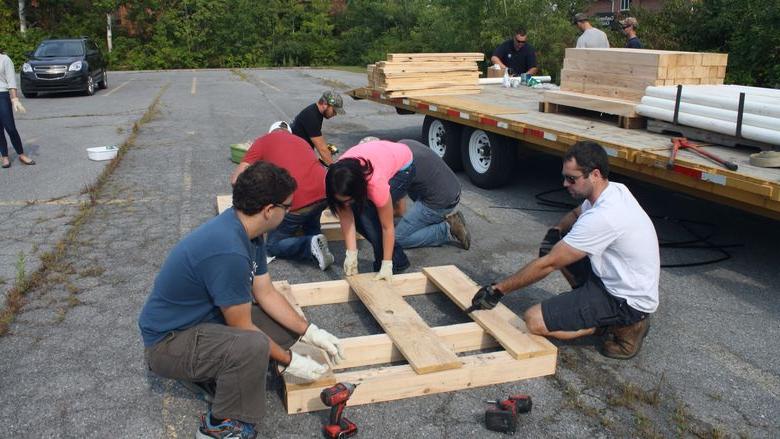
left=1, top=158, right=9, bottom=168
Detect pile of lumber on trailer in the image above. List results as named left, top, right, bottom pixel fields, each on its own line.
left=367, top=53, right=483, bottom=98
left=541, top=48, right=728, bottom=123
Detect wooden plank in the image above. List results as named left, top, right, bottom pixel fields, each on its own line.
left=275, top=272, right=439, bottom=307
left=335, top=322, right=499, bottom=370
left=542, top=90, right=639, bottom=117
left=347, top=274, right=461, bottom=374
left=284, top=350, right=556, bottom=414
left=422, top=95, right=526, bottom=115
left=216, top=194, right=232, bottom=214
left=384, top=87, right=480, bottom=98
left=422, top=266, right=557, bottom=359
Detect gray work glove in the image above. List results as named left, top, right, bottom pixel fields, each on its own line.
left=470, top=284, right=504, bottom=311
left=539, top=227, right=562, bottom=257
left=344, top=249, right=359, bottom=276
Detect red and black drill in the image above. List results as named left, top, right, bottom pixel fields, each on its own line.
left=485, top=394, right=533, bottom=434
left=320, top=382, right=359, bottom=439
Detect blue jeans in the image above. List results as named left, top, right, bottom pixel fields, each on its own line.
left=395, top=200, right=454, bottom=248
left=266, top=203, right=325, bottom=261
left=0, top=92, right=24, bottom=157
left=353, top=163, right=415, bottom=272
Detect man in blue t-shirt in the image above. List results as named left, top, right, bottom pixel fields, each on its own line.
left=138, top=162, right=344, bottom=439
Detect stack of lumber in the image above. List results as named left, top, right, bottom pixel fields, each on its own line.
left=368, top=53, right=484, bottom=98
left=541, top=48, right=728, bottom=125
left=637, top=85, right=780, bottom=147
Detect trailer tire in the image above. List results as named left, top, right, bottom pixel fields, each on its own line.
left=460, top=127, right=516, bottom=189
left=422, top=116, right=463, bottom=171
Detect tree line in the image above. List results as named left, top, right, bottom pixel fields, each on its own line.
left=1, top=0, right=778, bottom=87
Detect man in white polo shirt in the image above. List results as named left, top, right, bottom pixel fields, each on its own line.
left=468, top=141, right=659, bottom=359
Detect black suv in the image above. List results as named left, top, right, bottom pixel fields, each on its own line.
left=20, top=37, right=108, bottom=97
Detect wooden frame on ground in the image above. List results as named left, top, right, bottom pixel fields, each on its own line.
left=279, top=265, right=558, bottom=414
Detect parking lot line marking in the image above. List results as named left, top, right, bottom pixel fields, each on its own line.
left=191, top=77, right=197, bottom=95
left=257, top=77, right=280, bottom=91
left=103, top=80, right=131, bottom=97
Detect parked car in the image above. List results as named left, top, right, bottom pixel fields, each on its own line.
left=20, top=37, right=108, bottom=97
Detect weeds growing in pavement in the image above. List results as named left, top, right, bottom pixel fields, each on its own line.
left=0, top=84, right=169, bottom=336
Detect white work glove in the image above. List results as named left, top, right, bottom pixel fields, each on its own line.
left=301, top=323, right=345, bottom=364
left=344, top=249, right=358, bottom=276
left=11, top=98, right=26, bottom=113
left=374, top=260, right=393, bottom=281
left=279, top=351, right=328, bottom=382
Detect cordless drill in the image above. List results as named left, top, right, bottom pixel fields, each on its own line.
left=320, top=382, right=358, bottom=439
left=484, top=394, right=533, bottom=434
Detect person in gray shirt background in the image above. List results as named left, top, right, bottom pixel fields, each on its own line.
left=573, top=13, right=610, bottom=49
left=0, top=49, right=35, bottom=168
left=394, top=138, right=471, bottom=250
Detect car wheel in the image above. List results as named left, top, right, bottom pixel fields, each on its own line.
left=422, top=115, right=463, bottom=171
left=85, top=75, right=95, bottom=96
left=22, top=91, right=37, bottom=98
left=98, top=69, right=108, bottom=89
left=459, top=127, right=517, bottom=189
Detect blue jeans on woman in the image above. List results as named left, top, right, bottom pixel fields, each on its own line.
left=395, top=200, right=454, bottom=248
left=352, top=163, right=415, bottom=272
left=0, top=92, right=25, bottom=157
left=266, top=203, right=326, bottom=261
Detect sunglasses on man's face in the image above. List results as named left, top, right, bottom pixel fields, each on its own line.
left=563, top=173, right=588, bottom=184
left=515, top=38, right=527, bottom=45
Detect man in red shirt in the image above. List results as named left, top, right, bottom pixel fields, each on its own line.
left=231, top=121, right=334, bottom=270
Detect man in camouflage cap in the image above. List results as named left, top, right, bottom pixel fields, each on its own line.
left=291, top=90, right=345, bottom=165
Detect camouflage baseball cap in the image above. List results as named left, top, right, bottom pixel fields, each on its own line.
left=619, top=17, right=638, bottom=29
left=321, top=90, right=345, bottom=115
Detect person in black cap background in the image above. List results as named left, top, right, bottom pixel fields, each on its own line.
left=291, top=90, right=344, bottom=166
left=573, top=13, right=610, bottom=48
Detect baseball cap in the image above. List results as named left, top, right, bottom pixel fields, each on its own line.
left=573, top=13, right=589, bottom=24
left=619, top=17, right=638, bottom=28
left=268, top=120, right=291, bottom=133
left=321, top=90, right=345, bottom=115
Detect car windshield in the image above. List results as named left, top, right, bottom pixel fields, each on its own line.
left=34, top=41, right=84, bottom=57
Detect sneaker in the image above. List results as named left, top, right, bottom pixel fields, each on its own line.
left=445, top=211, right=471, bottom=250
left=196, top=412, right=257, bottom=439
left=310, top=234, right=334, bottom=270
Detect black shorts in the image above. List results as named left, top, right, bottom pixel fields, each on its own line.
left=541, top=271, right=648, bottom=332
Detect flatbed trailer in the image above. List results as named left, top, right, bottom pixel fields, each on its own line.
left=349, top=85, right=780, bottom=220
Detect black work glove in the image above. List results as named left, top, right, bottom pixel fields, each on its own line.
left=470, top=284, right=504, bottom=311
left=539, top=227, right=562, bottom=257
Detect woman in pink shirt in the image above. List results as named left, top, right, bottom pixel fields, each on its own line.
left=325, top=140, right=414, bottom=280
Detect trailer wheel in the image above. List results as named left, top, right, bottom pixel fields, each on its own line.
left=422, top=116, right=463, bottom=170
left=460, top=127, right=516, bottom=189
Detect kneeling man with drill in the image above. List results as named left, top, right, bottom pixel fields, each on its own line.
left=139, top=162, right=344, bottom=439
left=469, top=141, right=659, bottom=359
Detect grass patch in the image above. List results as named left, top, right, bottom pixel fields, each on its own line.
left=79, top=266, right=105, bottom=278
left=322, top=65, right=366, bottom=74
left=0, top=84, right=169, bottom=336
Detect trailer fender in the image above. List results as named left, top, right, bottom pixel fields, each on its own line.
left=422, top=115, right=463, bottom=171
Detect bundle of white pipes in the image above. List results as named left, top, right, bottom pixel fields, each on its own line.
left=636, top=85, right=780, bottom=146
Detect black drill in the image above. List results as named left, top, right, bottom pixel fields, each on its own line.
left=485, top=394, right=533, bottom=434
left=320, top=382, right=359, bottom=439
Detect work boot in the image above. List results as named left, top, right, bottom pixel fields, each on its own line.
left=600, top=318, right=650, bottom=360
left=446, top=211, right=471, bottom=250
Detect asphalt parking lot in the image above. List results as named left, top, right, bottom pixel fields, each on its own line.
left=0, top=68, right=778, bottom=438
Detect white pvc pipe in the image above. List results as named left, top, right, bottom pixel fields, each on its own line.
left=478, top=78, right=504, bottom=85
left=645, top=86, right=780, bottom=119
left=640, top=96, right=780, bottom=131
left=636, top=104, right=780, bottom=145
